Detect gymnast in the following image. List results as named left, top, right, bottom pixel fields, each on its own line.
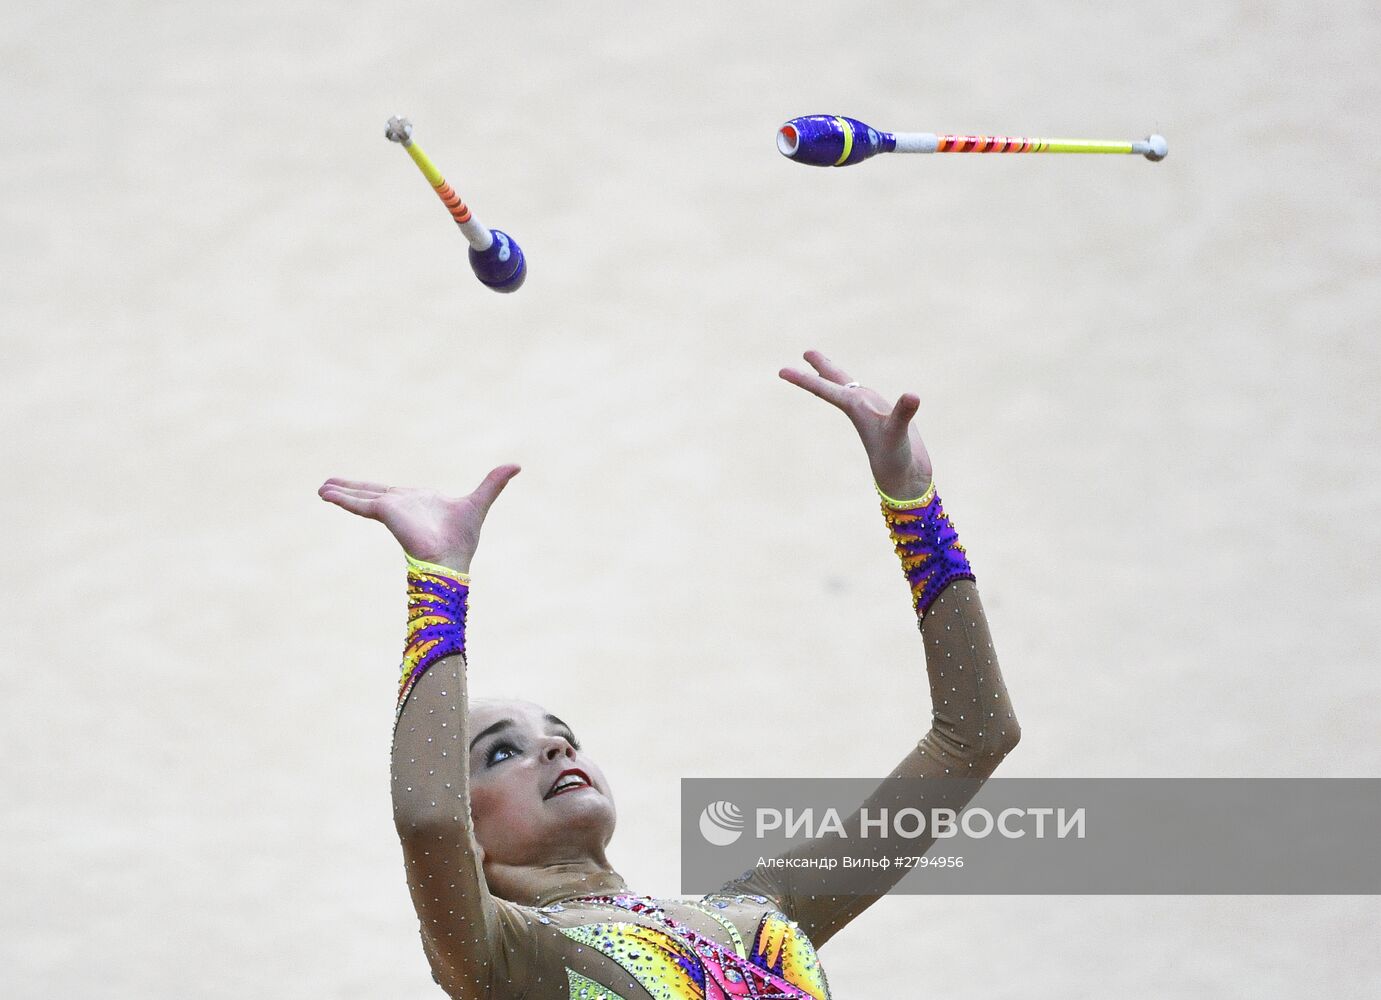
left=317, top=350, right=1020, bottom=999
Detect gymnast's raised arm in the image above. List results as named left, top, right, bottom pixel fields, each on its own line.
left=318, top=467, right=526, bottom=999
left=721, top=351, right=1021, bottom=946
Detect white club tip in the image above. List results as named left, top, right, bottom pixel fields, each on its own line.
left=776, top=124, right=800, bottom=157
left=1145, top=134, right=1168, bottom=161
left=384, top=116, right=414, bottom=145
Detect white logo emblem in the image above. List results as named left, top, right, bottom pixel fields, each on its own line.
left=699, top=800, right=744, bottom=846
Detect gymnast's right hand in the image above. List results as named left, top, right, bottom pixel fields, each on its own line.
left=317, top=465, right=521, bottom=575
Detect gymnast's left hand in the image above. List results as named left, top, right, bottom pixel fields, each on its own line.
left=316, top=465, right=521, bottom=574
left=779, top=349, right=933, bottom=501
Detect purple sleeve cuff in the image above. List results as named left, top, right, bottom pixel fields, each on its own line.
left=879, top=483, right=975, bottom=618
left=396, top=556, right=469, bottom=719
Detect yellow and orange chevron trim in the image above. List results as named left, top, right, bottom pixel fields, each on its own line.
left=432, top=181, right=472, bottom=226
left=935, top=134, right=1045, bottom=153
left=934, top=134, right=1137, bottom=155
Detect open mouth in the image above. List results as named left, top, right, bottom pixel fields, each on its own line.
left=545, top=768, right=592, bottom=800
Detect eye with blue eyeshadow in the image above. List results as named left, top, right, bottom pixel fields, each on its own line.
left=485, top=740, right=521, bottom=767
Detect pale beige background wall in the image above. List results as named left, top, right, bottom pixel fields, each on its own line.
left=3, top=1, right=1378, bottom=996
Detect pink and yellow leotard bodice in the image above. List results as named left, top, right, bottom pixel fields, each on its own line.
left=553, top=892, right=830, bottom=1000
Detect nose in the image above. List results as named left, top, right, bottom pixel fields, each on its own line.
left=541, top=736, right=576, bottom=761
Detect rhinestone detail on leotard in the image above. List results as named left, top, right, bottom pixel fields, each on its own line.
left=560, top=894, right=830, bottom=999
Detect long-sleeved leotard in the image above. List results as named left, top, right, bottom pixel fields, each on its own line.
left=389, top=486, right=1018, bottom=999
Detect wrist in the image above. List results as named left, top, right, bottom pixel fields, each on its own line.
left=407, top=551, right=472, bottom=578
left=875, top=477, right=936, bottom=510
left=874, top=467, right=933, bottom=506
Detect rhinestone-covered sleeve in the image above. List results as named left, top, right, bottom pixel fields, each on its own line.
left=388, top=559, right=532, bottom=998
left=715, top=487, right=1019, bottom=948
left=396, top=555, right=470, bottom=723
left=878, top=482, right=975, bottom=620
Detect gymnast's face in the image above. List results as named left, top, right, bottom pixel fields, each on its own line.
left=467, top=698, right=616, bottom=866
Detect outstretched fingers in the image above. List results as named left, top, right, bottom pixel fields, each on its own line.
left=780, top=349, right=876, bottom=413
left=322, top=485, right=385, bottom=500
left=779, top=366, right=851, bottom=408
left=802, top=349, right=854, bottom=386
left=319, top=486, right=381, bottom=519
left=320, top=477, right=391, bottom=493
